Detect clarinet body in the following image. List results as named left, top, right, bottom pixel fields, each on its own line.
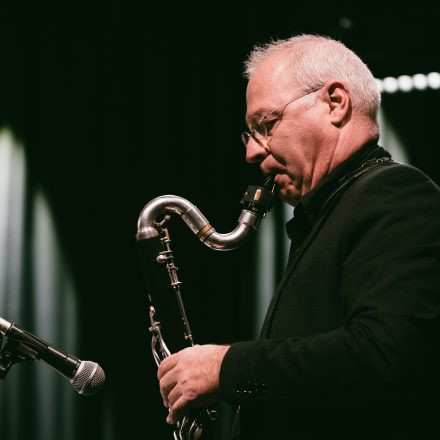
left=136, top=177, right=275, bottom=440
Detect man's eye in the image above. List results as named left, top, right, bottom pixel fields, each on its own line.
left=262, top=119, right=278, bottom=133
left=254, top=123, right=266, bottom=136
left=252, top=119, right=276, bottom=136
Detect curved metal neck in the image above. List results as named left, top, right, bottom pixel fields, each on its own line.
left=136, top=179, right=275, bottom=251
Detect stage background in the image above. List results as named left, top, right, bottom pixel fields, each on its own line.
left=0, top=2, right=439, bottom=439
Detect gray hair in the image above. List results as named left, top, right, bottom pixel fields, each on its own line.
left=244, top=34, right=381, bottom=119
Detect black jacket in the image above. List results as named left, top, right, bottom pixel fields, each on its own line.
left=219, top=144, right=440, bottom=439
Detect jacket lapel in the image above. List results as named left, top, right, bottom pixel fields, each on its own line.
left=259, top=159, right=393, bottom=339
left=259, top=199, right=338, bottom=338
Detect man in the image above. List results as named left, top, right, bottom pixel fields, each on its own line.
left=158, top=35, right=440, bottom=439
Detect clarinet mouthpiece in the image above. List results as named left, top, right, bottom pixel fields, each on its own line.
left=240, top=176, right=275, bottom=217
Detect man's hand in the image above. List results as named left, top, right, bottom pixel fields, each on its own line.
left=157, top=344, right=230, bottom=424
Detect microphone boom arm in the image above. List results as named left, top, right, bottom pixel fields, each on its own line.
left=0, top=316, right=105, bottom=395
left=0, top=316, right=36, bottom=379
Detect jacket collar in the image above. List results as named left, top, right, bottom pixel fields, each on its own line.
left=286, top=142, right=391, bottom=239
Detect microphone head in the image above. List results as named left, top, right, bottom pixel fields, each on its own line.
left=71, top=360, right=105, bottom=396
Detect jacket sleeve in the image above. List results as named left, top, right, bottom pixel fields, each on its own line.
left=219, top=164, right=440, bottom=404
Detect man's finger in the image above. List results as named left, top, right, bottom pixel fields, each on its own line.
left=166, top=384, right=182, bottom=410
left=159, top=370, right=178, bottom=407
left=157, top=354, right=178, bottom=381
left=166, top=395, right=190, bottom=425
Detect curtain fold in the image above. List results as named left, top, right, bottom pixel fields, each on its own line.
left=0, top=127, right=78, bottom=440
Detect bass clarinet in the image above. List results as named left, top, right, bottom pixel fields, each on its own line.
left=135, top=176, right=275, bottom=440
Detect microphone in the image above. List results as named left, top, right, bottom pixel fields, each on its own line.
left=0, top=316, right=105, bottom=395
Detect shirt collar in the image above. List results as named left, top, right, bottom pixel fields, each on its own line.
left=286, top=142, right=391, bottom=239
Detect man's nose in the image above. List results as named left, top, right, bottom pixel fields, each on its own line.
left=245, top=138, right=270, bottom=164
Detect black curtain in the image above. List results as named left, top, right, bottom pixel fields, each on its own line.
left=0, top=2, right=439, bottom=440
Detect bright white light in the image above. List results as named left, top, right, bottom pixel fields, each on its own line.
left=378, top=72, right=440, bottom=93
left=413, top=73, right=428, bottom=90
left=382, top=77, right=399, bottom=93
left=397, top=75, right=413, bottom=92
left=0, top=128, right=26, bottom=317
left=427, top=72, right=440, bottom=89
left=375, top=78, right=383, bottom=93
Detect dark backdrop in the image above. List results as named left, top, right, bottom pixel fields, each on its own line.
left=0, top=2, right=439, bottom=439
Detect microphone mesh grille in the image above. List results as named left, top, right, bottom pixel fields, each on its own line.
left=71, top=361, right=105, bottom=396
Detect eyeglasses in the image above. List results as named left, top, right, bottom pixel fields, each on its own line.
left=241, top=86, right=322, bottom=149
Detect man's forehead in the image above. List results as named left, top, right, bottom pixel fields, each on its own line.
left=245, top=56, right=295, bottom=118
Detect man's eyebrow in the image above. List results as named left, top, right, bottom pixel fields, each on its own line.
left=247, top=109, right=282, bottom=127
left=246, top=108, right=271, bottom=124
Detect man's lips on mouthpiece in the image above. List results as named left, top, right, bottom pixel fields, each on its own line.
left=274, top=173, right=283, bottom=185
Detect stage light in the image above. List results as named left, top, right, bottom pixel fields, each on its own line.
left=382, top=77, right=399, bottom=94
left=378, top=72, right=440, bottom=94
left=413, top=73, right=428, bottom=90
left=397, top=75, right=413, bottom=92
left=375, top=79, right=384, bottom=93
left=427, top=72, right=440, bottom=89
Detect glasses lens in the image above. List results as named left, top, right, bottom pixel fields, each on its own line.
left=241, top=131, right=251, bottom=147
left=251, top=116, right=267, bottom=138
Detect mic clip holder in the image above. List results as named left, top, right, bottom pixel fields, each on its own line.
left=0, top=333, right=38, bottom=380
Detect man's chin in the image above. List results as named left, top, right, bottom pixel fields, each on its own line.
left=279, top=188, right=300, bottom=207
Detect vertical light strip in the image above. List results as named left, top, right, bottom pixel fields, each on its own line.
left=33, top=189, right=77, bottom=440
left=0, top=128, right=26, bottom=440
left=254, top=211, right=276, bottom=336
left=103, top=396, right=115, bottom=440
left=253, top=202, right=293, bottom=337
left=282, top=204, right=293, bottom=264
left=0, top=128, right=26, bottom=320
left=378, top=108, right=409, bottom=164
left=60, top=279, right=77, bottom=440
left=0, top=126, right=78, bottom=440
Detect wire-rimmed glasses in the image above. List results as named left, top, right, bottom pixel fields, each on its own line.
left=241, top=86, right=323, bottom=149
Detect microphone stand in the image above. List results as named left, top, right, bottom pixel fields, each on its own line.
left=0, top=332, right=38, bottom=380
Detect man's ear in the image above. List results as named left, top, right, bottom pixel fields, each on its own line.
left=322, top=81, right=351, bottom=126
